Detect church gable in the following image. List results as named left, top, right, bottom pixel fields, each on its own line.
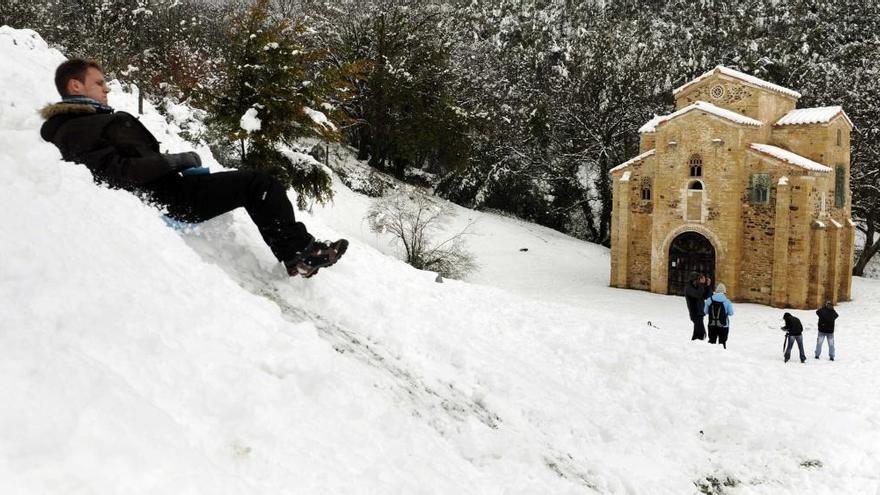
left=675, top=76, right=757, bottom=115
left=672, top=66, right=799, bottom=122
left=653, top=101, right=762, bottom=131
left=674, top=66, right=801, bottom=102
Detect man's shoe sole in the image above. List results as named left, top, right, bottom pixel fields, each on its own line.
left=300, top=239, right=349, bottom=278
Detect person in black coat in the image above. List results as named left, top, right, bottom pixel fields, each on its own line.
left=815, top=301, right=839, bottom=361
left=685, top=272, right=712, bottom=340
left=39, top=59, right=346, bottom=277
left=782, top=313, right=806, bottom=363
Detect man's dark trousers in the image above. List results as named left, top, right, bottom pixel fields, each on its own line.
left=146, top=170, right=312, bottom=262
left=784, top=335, right=806, bottom=362
left=691, top=318, right=706, bottom=340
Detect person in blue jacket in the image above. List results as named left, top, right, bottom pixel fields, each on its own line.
left=704, top=283, right=734, bottom=349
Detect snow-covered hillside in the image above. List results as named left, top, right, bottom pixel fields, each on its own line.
left=2, top=26, right=879, bottom=494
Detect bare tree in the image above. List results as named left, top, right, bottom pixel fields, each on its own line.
left=366, top=188, right=477, bottom=280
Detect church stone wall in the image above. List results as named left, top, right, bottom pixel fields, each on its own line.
left=622, top=159, right=655, bottom=290
left=675, top=76, right=796, bottom=134
left=627, top=212, right=653, bottom=290
left=738, top=156, right=779, bottom=305
left=649, top=114, right=757, bottom=299
left=610, top=69, right=853, bottom=309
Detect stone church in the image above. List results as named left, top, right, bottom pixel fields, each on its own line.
left=609, top=66, right=854, bottom=308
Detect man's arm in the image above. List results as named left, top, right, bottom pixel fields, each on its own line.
left=74, top=146, right=199, bottom=187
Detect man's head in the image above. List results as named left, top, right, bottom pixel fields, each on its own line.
left=54, top=59, right=109, bottom=104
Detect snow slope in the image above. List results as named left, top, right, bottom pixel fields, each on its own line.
left=2, top=27, right=880, bottom=494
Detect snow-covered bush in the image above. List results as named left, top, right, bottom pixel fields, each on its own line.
left=366, top=189, right=476, bottom=279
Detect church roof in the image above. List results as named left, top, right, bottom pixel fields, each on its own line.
left=749, top=143, right=832, bottom=172
left=775, top=106, right=853, bottom=128
left=638, top=115, right=665, bottom=134
left=610, top=149, right=655, bottom=174
left=643, top=101, right=763, bottom=132
left=674, top=66, right=802, bottom=100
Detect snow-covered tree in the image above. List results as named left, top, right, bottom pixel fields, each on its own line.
left=315, top=0, right=471, bottom=181
left=203, top=0, right=340, bottom=207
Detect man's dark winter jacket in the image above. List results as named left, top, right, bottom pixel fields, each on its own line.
left=816, top=306, right=839, bottom=333
left=782, top=313, right=804, bottom=336
left=40, top=101, right=181, bottom=190
left=685, top=281, right=711, bottom=320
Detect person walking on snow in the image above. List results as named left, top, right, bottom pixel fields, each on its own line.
left=685, top=272, right=712, bottom=340
left=703, top=283, right=734, bottom=348
left=39, top=59, right=346, bottom=278
left=815, top=301, right=839, bottom=361
left=782, top=313, right=807, bottom=363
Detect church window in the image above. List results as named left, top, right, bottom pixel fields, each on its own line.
left=750, top=173, right=771, bottom=204
left=641, top=178, right=652, bottom=201
left=689, top=155, right=703, bottom=177
left=837, top=129, right=842, bottom=146
left=835, top=165, right=845, bottom=208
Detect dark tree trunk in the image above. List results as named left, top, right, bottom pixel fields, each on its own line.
left=853, top=225, right=879, bottom=276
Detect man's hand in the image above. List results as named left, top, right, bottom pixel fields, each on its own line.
left=164, top=151, right=202, bottom=172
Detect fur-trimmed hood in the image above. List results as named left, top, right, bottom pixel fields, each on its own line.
left=39, top=99, right=116, bottom=144
left=39, top=101, right=101, bottom=120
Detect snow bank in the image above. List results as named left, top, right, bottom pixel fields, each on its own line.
left=0, top=26, right=567, bottom=494
left=3, top=26, right=880, bottom=495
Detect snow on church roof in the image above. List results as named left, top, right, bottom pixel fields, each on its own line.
left=775, top=106, right=853, bottom=128
left=638, top=115, right=665, bottom=134
left=644, top=101, right=763, bottom=131
left=749, top=143, right=832, bottom=172
left=674, top=66, right=802, bottom=100
left=610, top=149, right=655, bottom=174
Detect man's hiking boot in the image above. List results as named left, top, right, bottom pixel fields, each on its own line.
left=284, top=239, right=349, bottom=278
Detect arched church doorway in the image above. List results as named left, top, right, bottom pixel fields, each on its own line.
left=667, top=231, right=716, bottom=296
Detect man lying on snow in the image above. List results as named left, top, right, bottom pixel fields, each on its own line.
left=39, top=59, right=346, bottom=278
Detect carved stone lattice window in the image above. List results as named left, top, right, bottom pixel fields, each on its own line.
left=750, top=173, right=771, bottom=204
left=710, top=85, right=725, bottom=99
left=689, top=155, right=703, bottom=177
left=835, top=165, right=845, bottom=208
left=641, top=178, right=652, bottom=201
left=723, top=85, right=750, bottom=104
